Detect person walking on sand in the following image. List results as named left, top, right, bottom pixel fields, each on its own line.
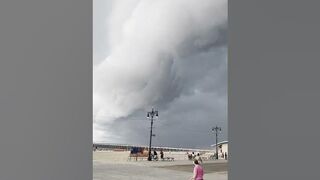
left=160, top=150, right=164, bottom=160
left=196, top=153, right=203, bottom=164
left=153, top=150, right=158, bottom=161
left=190, top=159, right=204, bottom=180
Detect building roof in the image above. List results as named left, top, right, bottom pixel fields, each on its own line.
left=93, top=142, right=212, bottom=152
left=210, top=141, right=228, bottom=147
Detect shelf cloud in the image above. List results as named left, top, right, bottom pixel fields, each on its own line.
left=93, top=0, right=227, bottom=148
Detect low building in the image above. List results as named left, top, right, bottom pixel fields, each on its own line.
left=93, top=143, right=212, bottom=153
left=211, top=141, right=228, bottom=158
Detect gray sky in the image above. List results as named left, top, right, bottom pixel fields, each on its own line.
left=93, top=0, right=227, bottom=149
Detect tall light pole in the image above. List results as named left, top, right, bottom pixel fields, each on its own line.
left=212, top=126, right=222, bottom=160
left=147, top=108, right=158, bottom=161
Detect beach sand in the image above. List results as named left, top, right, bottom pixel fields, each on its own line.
left=93, top=151, right=228, bottom=180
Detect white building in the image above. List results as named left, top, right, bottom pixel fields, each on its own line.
left=211, top=141, right=228, bottom=158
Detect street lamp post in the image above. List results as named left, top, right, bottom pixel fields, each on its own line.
left=147, top=108, right=158, bottom=161
left=212, top=126, right=222, bottom=160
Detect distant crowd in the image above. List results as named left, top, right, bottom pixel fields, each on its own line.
left=187, top=151, right=228, bottom=161
left=93, top=145, right=228, bottom=161
left=187, top=152, right=203, bottom=163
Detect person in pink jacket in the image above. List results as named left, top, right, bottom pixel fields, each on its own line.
left=190, top=159, right=204, bottom=180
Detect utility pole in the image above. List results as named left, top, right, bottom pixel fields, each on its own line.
left=212, top=126, right=222, bottom=160
left=147, top=108, right=158, bottom=161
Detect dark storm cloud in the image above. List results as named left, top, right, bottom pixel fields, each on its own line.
left=93, top=0, right=227, bottom=148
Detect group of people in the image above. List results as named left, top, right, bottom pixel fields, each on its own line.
left=151, top=150, right=164, bottom=161
left=222, top=152, right=228, bottom=160
left=152, top=150, right=204, bottom=179
left=187, top=152, right=203, bottom=164
left=189, top=151, right=229, bottom=179
left=214, top=152, right=228, bottom=160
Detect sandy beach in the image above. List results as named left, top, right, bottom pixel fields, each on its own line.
left=93, top=151, right=228, bottom=180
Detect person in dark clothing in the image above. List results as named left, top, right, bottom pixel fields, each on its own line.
left=225, top=152, right=228, bottom=160
left=160, top=150, right=164, bottom=160
left=153, top=150, right=158, bottom=160
left=187, top=152, right=192, bottom=160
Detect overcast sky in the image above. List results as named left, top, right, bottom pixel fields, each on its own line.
left=93, top=0, right=227, bottom=149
